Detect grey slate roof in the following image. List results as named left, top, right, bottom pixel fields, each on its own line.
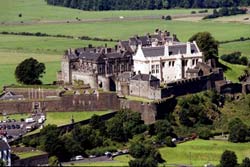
left=131, top=74, right=159, bottom=81
left=142, top=43, right=199, bottom=57
left=0, top=91, right=24, bottom=100
left=0, top=140, right=10, bottom=150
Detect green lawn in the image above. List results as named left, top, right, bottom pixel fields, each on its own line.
left=14, top=150, right=46, bottom=159
left=113, top=139, right=250, bottom=166
left=160, top=139, right=250, bottom=166
left=0, top=113, right=29, bottom=121
left=45, top=111, right=111, bottom=126
left=0, top=0, right=211, bottom=23
left=66, top=162, right=128, bottom=167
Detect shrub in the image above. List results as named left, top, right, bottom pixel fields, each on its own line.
left=165, top=15, right=172, bottom=20
left=165, top=136, right=176, bottom=147
left=198, top=128, right=211, bottom=140
left=191, top=11, right=196, bottom=14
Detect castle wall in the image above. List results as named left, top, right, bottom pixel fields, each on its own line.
left=71, top=71, right=98, bottom=88
left=0, top=93, right=120, bottom=115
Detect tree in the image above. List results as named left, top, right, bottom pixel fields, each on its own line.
left=154, top=120, right=173, bottom=141
left=189, top=32, right=219, bottom=62
left=241, top=157, right=250, bottom=167
left=15, top=58, right=45, bottom=85
left=228, top=118, right=248, bottom=143
left=48, top=156, right=59, bottom=166
left=220, top=150, right=238, bottom=167
left=0, top=159, right=5, bottom=167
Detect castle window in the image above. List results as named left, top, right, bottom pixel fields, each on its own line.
left=191, top=50, right=195, bottom=54
left=169, top=61, right=171, bottom=67
left=169, top=51, right=173, bottom=55
left=192, top=59, right=195, bottom=65
left=196, top=59, right=199, bottom=64
left=156, top=65, right=159, bottom=73
left=185, top=60, right=188, bottom=66
left=151, top=65, right=155, bottom=74
left=162, top=62, right=165, bottom=67
left=172, top=61, right=175, bottom=67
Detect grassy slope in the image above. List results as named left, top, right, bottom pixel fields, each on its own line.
left=1, top=20, right=249, bottom=41
left=0, top=0, right=211, bottom=23
left=45, top=111, right=111, bottom=126
left=219, top=40, right=250, bottom=82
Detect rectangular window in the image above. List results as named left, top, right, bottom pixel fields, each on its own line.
left=162, top=62, right=165, bottom=67
left=169, top=61, right=171, bottom=67
left=192, top=59, right=195, bottom=65
left=151, top=65, right=155, bottom=74
left=172, top=61, right=175, bottom=66
left=156, top=65, right=159, bottom=73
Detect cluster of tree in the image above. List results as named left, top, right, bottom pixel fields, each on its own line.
left=22, top=110, right=147, bottom=161
left=221, top=52, right=249, bottom=66
left=203, top=7, right=247, bottom=19
left=45, top=0, right=250, bottom=11
left=228, top=118, right=250, bottom=143
left=219, top=150, right=250, bottom=167
left=128, top=136, right=165, bottom=167
left=15, top=58, right=45, bottom=85
left=177, top=91, right=222, bottom=127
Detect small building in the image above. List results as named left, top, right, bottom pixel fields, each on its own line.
left=0, top=138, right=11, bottom=166
left=129, top=73, right=161, bottom=99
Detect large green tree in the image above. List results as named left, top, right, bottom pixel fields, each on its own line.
left=15, top=57, right=45, bottom=85
left=220, top=150, right=238, bottom=167
left=189, top=32, right=219, bottom=62
left=228, top=118, right=248, bottom=143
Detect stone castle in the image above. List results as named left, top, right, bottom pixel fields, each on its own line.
left=57, top=29, right=227, bottom=100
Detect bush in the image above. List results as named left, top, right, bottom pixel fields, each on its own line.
left=198, top=128, right=211, bottom=140
left=221, top=52, right=249, bottom=66
left=165, top=136, right=176, bottom=147
left=86, top=146, right=117, bottom=157
left=165, top=15, right=172, bottom=20
left=191, top=11, right=196, bottom=14
left=49, top=156, right=59, bottom=167
left=220, top=150, right=237, bottom=167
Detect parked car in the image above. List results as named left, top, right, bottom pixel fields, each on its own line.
left=25, top=118, right=35, bottom=123
left=71, top=155, right=84, bottom=161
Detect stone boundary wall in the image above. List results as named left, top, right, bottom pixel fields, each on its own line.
left=12, top=154, right=48, bottom=167
left=0, top=93, right=120, bottom=115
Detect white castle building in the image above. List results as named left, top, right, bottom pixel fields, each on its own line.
left=133, top=41, right=203, bottom=83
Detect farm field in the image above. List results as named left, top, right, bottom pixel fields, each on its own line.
left=1, top=20, right=250, bottom=42
left=0, top=35, right=114, bottom=54
left=219, top=40, right=250, bottom=58
left=0, top=0, right=212, bottom=23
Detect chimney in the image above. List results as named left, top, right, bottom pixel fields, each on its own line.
left=164, top=44, right=169, bottom=56
left=186, top=42, right=191, bottom=55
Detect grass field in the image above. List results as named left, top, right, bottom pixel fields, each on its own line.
left=219, top=41, right=250, bottom=58
left=1, top=20, right=250, bottom=42
left=0, top=35, right=115, bottom=54
left=67, top=162, right=128, bottom=166
left=0, top=113, right=29, bottom=121
left=0, top=51, right=61, bottom=88
left=0, top=0, right=211, bottom=23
